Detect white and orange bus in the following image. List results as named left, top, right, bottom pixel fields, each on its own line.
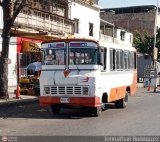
left=39, top=38, right=137, bottom=116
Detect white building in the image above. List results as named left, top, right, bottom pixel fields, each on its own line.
left=70, top=0, right=133, bottom=46
left=70, top=1, right=101, bottom=40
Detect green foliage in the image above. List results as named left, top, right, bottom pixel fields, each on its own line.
left=133, top=31, right=154, bottom=58
left=133, top=29, right=160, bottom=59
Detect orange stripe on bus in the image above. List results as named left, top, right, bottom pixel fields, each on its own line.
left=109, top=71, right=137, bottom=102
left=130, top=71, right=137, bottom=96
left=109, top=86, right=126, bottom=102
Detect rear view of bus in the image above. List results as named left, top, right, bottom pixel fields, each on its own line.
left=39, top=38, right=137, bottom=117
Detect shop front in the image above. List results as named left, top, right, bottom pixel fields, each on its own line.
left=17, top=37, right=43, bottom=96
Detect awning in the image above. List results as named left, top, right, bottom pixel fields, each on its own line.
left=22, top=41, right=41, bottom=52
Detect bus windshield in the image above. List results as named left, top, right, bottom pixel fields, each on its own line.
left=42, top=41, right=98, bottom=65
left=44, top=48, right=66, bottom=65
left=69, top=41, right=98, bottom=65
left=69, top=47, right=98, bottom=65
left=43, top=42, right=66, bottom=65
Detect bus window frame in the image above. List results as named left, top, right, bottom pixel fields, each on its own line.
left=124, top=50, right=130, bottom=70
left=109, top=48, right=115, bottom=71
left=100, top=47, right=107, bottom=72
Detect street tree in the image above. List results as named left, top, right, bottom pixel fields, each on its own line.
left=133, top=29, right=160, bottom=59
left=133, top=31, right=154, bottom=58
left=0, top=0, right=27, bottom=99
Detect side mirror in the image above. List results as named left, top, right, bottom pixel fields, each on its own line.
left=98, top=52, right=104, bottom=65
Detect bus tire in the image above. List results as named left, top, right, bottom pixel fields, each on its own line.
left=115, top=91, right=129, bottom=108
left=91, top=107, right=102, bottom=117
left=51, top=104, right=61, bottom=114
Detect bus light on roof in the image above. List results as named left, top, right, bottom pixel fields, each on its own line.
left=70, top=43, right=87, bottom=47
left=56, top=43, right=65, bottom=47
left=48, top=43, right=65, bottom=48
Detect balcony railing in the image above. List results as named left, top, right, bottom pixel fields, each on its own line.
left=14, top=9, right=74, bottom=36
left=100, top=34, right=132, bottom=46
left=11, top=0, right=74, bottom=36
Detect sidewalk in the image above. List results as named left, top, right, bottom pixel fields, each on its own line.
left=0, top=86, right=38, bottom=107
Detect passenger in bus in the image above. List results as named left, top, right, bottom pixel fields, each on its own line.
left=85, top=55, right=92, bottom=64
left=45, top=54, right=57, bottom=65
left=70, top=59, right=74, bottom=64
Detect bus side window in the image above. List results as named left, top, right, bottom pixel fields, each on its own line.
left=120, top=50, right=124, bottom=70
left=134, top=52, right=137, bottom=69
left=124, top=50, right=130, bottom=70
left=116, top=49, right=124, bottom=70
left=115, top=49, right=120, bottom=70
left=130, top=51, right=134, bottom=70
left=103, top=48, right=107, bottom=70
left=100, top=48, right=107, bottom=71
left=110, top=49, right=115, bottom=71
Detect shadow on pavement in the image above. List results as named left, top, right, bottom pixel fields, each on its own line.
left=0, top=103, right=116, bottom=120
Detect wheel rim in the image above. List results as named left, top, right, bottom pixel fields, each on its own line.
left=124, top=92, right=129, bottom=106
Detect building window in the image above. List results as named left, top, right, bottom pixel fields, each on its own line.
left=120, top=31, right=125, bottom=41
left=74, top=18, right=79, bottom=33
left=89, top=23, right=94, bottom=36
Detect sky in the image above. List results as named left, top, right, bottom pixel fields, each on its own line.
left=99, top=0, right=158, bottom=8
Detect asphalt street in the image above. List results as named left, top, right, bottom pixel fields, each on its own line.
left=0, top=87, right=160, bottom=138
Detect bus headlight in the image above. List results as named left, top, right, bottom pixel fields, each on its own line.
left=44, top=87, right=50, bottom=94
left=83, top=87, right=89, bottom=95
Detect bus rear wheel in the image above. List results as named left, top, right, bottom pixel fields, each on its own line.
left=115, top=91, right=129, bottom=108
left=51, top=104, right=61, bottom=114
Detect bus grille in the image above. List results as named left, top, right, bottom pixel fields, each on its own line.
left=50, top=86, right=89, bottom=95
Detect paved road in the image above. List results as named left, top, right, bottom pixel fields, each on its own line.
left=0, top=87, right=160, bottom=137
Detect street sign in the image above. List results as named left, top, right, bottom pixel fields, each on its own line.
left=144, top=65, right=157, bottom=78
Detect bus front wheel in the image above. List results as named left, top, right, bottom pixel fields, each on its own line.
left=115, top=91, right=129, bottom=108
left=51, top=104, right=61, bottom=114
left=91, top=107, right=102, bottom=117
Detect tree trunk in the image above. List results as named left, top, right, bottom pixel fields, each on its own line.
left=0, top=57, right=9, bottom=99
left=0, top=0, right=26, bottom=99
left=0, top=32, right=10, bottom=99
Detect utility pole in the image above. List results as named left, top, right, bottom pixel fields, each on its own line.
left=153, top=0, right=158, bottom=62
left=153, top=0, right=159, bottom=92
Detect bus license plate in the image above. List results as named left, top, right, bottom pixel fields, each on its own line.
left=60, top=97, right=70, bottom=103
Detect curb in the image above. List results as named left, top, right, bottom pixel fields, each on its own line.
left=137, top=83, right=143, bottom=88
left=0, top=98, right=39, bottom=108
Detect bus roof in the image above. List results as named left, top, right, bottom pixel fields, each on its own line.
left=42, top=38, right=136, bottom=52
left=42, top=38, right=99, bottom=45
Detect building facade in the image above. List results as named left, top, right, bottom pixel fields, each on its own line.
left=0, top=0, right=74, bottom=86
left=100, top=5, right=160, bottom=36
left=70, top=0, right=101, bottom=40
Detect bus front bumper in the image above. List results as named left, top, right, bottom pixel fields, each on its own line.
left=39, top=96, right=101, bottom=107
